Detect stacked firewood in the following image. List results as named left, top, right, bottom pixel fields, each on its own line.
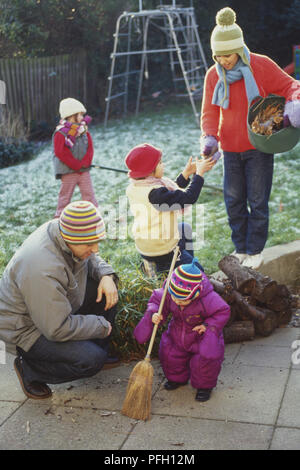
left=209, top=255, right=299, bottom=343
left=250, top=102, right=284, bottom=136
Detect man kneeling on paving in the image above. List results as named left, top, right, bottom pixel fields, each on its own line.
left=0, top=201, right=119, bottom=399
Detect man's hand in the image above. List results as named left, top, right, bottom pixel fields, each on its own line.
left=96, top=275, right=118, bottom=311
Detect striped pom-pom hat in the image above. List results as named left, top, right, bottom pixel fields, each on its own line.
left=210, top=7, right=249, bottom=66
left=59, top=201, right=105, bottom=244
left=168, top=258, right=203, bottom=301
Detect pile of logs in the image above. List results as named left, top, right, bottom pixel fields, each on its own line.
left=210, top=255, right=299, bottom=343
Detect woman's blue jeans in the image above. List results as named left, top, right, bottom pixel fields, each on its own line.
left=17, top=278, right=117, bottom=385
left=223, top=150, right=274, bottom=255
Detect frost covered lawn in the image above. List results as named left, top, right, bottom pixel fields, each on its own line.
left=0, top=102, right=299, bottom=279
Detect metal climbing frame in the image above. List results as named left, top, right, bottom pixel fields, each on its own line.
left=104, top=1, right=208, bottom=126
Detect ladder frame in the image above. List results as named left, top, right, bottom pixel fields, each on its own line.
left=104, top=4, right=208, bottom=127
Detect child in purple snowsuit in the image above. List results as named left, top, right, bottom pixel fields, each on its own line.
left=134, top=259, right=230, bottom=401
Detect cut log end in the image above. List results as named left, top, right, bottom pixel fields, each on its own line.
left=224, top=321, right=255, bottom=344
left=210, top=260, right=295, bottom=343
left=254, top=311, right=278, bottom=337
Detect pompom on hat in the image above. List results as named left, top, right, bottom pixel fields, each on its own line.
left=59, top=98, right=87, bottom=119
left=168, top=258, right=204, bottom=301
left=125, top=143, right=162, bottom=178
left=59, top=201, right=106, bottom=245
left=210, top=7, right=249, bottom=66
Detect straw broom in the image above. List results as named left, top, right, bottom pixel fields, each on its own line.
left=121, top=246, right=179, bottom=421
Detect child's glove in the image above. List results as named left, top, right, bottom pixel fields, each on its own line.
left=283, top=100, right=300, bottom=128
left=83, top=115, right=92, bottom=125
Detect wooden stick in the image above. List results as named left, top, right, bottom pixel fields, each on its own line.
left=90, top=164, right=127, bottom=174
left=145, top=245, right=179, bottom=360
left=121, top=246, right=179, bottom=421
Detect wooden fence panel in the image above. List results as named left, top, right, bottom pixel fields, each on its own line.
left=0, top=52, right=87, bottom=126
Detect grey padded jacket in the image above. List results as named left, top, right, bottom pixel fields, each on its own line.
left=0, top=219, right=116, bottom=354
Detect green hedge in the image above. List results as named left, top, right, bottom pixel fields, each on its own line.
left=0, top=139, right=37, bottom=169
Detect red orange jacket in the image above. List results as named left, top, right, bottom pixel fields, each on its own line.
left=53, top=131, right=93, bottom=171
left=201, top=53, right=300, bottom=152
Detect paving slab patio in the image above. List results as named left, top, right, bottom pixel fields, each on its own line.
left=123, top=415, right=274, bottom=451
left=0, top=327, right=299, bottom=451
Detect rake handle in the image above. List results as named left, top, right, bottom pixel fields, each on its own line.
left=90, top=164, right=222, bottom=191
left=90, top=164, right=127, bottom=174
left=145, top=245, right=179, bottom=360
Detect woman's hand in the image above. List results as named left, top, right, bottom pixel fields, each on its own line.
left=200, top=135, right=218, bottom=157
left=283, top=100, right=300, bottom=128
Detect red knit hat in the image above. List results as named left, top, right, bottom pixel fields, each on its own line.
left=125, top=143, right=162, bottom=178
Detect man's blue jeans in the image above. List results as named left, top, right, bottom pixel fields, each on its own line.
left=17, top=278, right=117, bottom=385
left=223, top=150, right=274, bottom=255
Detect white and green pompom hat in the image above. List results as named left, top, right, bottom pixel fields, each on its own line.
left=210, top=7, right=249, bottom=66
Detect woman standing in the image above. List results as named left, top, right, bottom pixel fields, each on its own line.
left=201, top=7, right=300, bottom=269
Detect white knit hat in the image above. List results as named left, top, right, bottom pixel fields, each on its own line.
left=59, top=98, right=87, bottom=119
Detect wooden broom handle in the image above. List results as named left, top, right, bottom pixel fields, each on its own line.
left=145, top=246, right=180, bottom=360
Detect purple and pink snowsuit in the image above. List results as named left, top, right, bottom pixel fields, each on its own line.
left=134, top=272, right=230, bottom=389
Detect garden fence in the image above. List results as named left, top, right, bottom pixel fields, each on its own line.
left=0, top=51, right=87, bottom=126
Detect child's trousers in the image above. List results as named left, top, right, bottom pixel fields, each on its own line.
left=159, top=333, right=223, bottom=390
left=55, top=171, right=98, bottom=217
left=142, top=222, right=204, bottom=274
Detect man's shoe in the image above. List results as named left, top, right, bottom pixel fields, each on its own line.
left=195, top=388, right=212, bottom=402
left=242, top=253, right=264, bottom=270
left=164, top=380, right=188, bottom=391
left=102, top=355, right=121, bottom=370
left=14, top=357, right=52, bottom=400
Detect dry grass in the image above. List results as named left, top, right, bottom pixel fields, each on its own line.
left=0, top=108, right=29, bottom=142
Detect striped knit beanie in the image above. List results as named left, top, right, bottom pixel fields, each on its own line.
left=211, top=7, right=249, bottom=66
left=59, top=201, right=105, bottom=244
left=168, top=258, right=203, bottom=301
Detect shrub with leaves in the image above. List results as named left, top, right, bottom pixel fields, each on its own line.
left=110, top=265, right=167, bottom=360
left=0, top=107, right=37, bottom=168
left=0, top=139, right=36, bottom=169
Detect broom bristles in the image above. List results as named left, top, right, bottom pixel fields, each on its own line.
left=121, top=359, right=154, bottom=421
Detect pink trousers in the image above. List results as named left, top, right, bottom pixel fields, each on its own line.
left=55, top=172, right=98, bottom=217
